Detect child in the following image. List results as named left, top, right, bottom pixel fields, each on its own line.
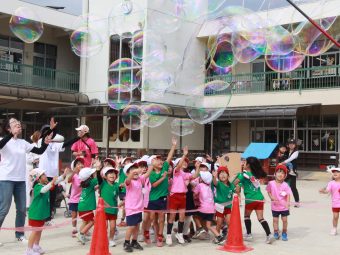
left=68, top=157, right=85, bottom=237
left=77, top=167, right=98, bottom=245
left=167, top=146, right=200, bottom=246
left=26, top=168, right=67, bottom=255
left=319, top=167, right=340, bottom=235
left=145, top=137, right=176, bottom=247
left=99, top=166, right=120, bottom=247
left=266, top=165, right=292, bottom=241
left=193, top=170, right=224, bottom=244
left=123, top=162, right=153, bottom=252
left=118, top=156, right=133, bottom=227
left=212, top=166, right=235, bottom=241
left=233, top=156, right=274, bottom=244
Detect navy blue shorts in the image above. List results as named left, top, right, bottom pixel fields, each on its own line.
left=69, top=203, right=78, bottom=212
left=272, top=210, right=290, bottom=217
left=126, top=212, right=143, bottom=226
left=147, top=196, right=167, bottom=211
left=119, top=192, right=126, bottom=201
left=198, top=212, right=214, bottom=222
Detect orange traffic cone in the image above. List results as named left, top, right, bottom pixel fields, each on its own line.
left=87, top=197, right=111, bottom=255
left=218, top=195, right=253, bottom=253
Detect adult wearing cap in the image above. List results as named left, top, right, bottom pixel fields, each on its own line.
left=71, top=125, right=98, bottom=167
left=38, top=125, right=81, bottom=222
left=0, top=117, right=56, bottom=244
left=282, top=139, right=300, bottom=207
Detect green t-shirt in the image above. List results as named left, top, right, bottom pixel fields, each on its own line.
left=214, top=181, right=235, bottom=208
left=118, top=167, right=126, bottom=193
left=78, top=178, right=98, bottom=212
left=100, top=180, right=119, bottom=215
left=29, top=184, right=50, bottom=220
left=149, top=161, right=169, bottom=201
left=237, top=171, right=264, bottom=204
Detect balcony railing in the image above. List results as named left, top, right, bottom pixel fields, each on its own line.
left=205, top=64, right=340, bottom=96
left=0, top=59, right=79, bottom=92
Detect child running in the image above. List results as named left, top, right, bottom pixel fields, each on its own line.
left=26, top=168, right=68, bottom=255
left=99, top=166, right=120, bottom=247
left=319, top=167, right=340, bottom=235
left=233, top=156, right=274, bottom=244
left=77, top=167, right=98, bottom=245
left=67, top=157, right=85, bottom=237
left=266, top=165, right=292, bottom=241
left=124, top=162, right=153, bottom=252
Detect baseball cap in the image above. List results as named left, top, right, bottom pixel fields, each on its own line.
left=327, top=167, right=340, bottom=173
left=147, top=155, right=162, bottom=166
left=75, top=125, right=89, bottom=133
left=288, top=139, right=296, bottom=144
left=217, top=166, right=229, bottom=175
left=193, top=157, right=204, bottom=163
left=104, top=158, right=116, bottom=168
left=200, top=162, right=211, bottom=171
left=275, top=164, right=288, bottom=176
left=123, top=162, right=139, bottom=175
left=122, top=157, right=133, bottom=165
left=102, top=166, right=119, bottom=176
left=71, top=157, right=85, bottom=171
left=29, top=168, right=45, bottom=183
left=200, top=171, right=212, bottom=184
left=79, top=167, right=96, bottom=181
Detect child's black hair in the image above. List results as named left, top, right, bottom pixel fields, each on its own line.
left=81, top=175, right=93, bottom=188
left=127, top=165, right=138, bottom=174
left=246, top=156, right=267, bottom=179
left=278, top=143, right=287, bottom=149
left=105, top=169, right=116, bottom=176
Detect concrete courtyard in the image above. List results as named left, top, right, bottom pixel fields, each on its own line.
left=0, top=171, right=339, bottom=255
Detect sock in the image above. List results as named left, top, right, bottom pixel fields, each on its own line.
left=244, top=218, right=251, bottom=234
left=178, top=221, right=184, bottom=234
left=259, top=219, right=271, bottom=236
left=167, top=223, right=173, bottom=235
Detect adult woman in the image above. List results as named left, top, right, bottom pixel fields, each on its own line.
left=283, top=139, right=300, bottom=207
left=0, top=118, right=55, bottom=245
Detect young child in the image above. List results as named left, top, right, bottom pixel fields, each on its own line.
left=99, top=166, right=120, bottom=247
left=123, top=162, right=153, bottom=252
left=212, top=166, right=235, bottom=241
left=233, top=156, right=274, bottom=244
left=118, top=156, right=133, bottom=227
left=266, top=165, right=292, bottom=241
left=167, top=146, right=200, bottom=246
left=77, top=167, right=98, bottom=245
left=26, top=168, right=67, bottom=255
left=144, top=138, right=176, bottom=247
left=319, top=167, right=340, bottom=235
left=193, top=170, right=224, bottom=244
left=68, top=157, right=85, bottom=237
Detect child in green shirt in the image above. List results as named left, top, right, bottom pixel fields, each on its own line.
left=233, top=156, right=274, bottom=244
left=27, top=168, right=67, bottom=255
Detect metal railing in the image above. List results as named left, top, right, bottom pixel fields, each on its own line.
left=205, top=64, right=340, bottom=95
left=0, top=59, right=79, bottom=92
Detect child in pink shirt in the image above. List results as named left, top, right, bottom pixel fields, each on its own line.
left=123, top=162, right=153, bottom=252
left=266, top=165, right=292, bottom=241
left=320, top=167, right=340, bottom=235
left=193, top=170, right=223, bottom=243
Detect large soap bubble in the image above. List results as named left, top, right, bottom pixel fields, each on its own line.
left=122, top=104, right=145, bottom=130
left=171, top=118, right=195, bottom=136
left=9, top=7, right=43, bottom=43
left=107, top=85, right=131, bottom=110
left=265, top=51, right=305, bottom=73
left=142, top=104, right=170, bottom=128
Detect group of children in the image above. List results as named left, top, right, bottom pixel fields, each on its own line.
left=25, top=137, right=340, bottom=255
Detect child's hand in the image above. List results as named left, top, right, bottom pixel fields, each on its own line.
left=183, top=145, right=189, bottom=156
left=319, top=188, right=327, bottom=194
left=212, top=170, right=217, bottom=178
left=194, top=160, right=200, bottom=169
left=115, top=155, right=123, bottom=166
left=52, top=176, right=58, bottom=184
left=172, top=136, right=177, bottom=147
left=64, top=167, right=71, bottom=176
left=206, top=154, right=213, bottom=162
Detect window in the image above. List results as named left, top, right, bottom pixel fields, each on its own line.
left=0, top=36, right=23, bottom=73
left=33, top=42, right=57, bottom=78
left=86, top=116, right=103, bottom=142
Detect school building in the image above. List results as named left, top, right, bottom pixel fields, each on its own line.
left=1, top=0, right=340, bottom=169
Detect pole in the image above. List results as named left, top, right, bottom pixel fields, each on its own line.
left=210, top=122, right=214, bottom=157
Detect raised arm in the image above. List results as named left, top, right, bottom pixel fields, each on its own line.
left=62, top=137, right=80, bottom=149
left=191, top=160, right=201, bottom=180
left=143, top=165, right=154, bottom=179
left=166, top=137, right=177, bottom=163
left=175, top=145, right=189, bottom=171
left=212, top=169, right=218, bottom=186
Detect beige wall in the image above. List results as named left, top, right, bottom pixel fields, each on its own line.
left=230, top=120, right=250, bottom=152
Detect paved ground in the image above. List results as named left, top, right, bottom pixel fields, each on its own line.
left=0, top=171, right=339, bottom=255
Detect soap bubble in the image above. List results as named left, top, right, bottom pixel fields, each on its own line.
left=9, top=7, right=43, bottom=43
left=265, top=25, right=295, bottom=55
left=265, top=51, right=305, bottom=73
left=122, top=104, right=145, bottom=130
left=149, top=9, right=182, bottom=34
left=107, top=86, right=131, bottom=110
left=141, top=104, right=170, bottom=128
left=70, top=27, right=104, bottom=58
left=171, top=118, right=195, bottom=136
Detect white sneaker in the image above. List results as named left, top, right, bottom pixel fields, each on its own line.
left=24, top=248, right=39, bottom=255
left=109, top=240, right=116, bottom=247
left=77, top=233, right=86, bottom=245
left=166, top=234, right=172, bottom=246
left=17, top=236, right=28, bottom=244
left=114, top=228, right=119, bottom=240
left=266, top=234, right=274, bottom=244
left=330, top=228, right=338, bottom=236
left=175, top=233, right=185, bottom=244
left=33, top=244, right=45, bottom=254
left=243, top=233, right=253, bottom=241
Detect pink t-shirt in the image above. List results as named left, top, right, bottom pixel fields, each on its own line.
left=143, top=178, right=151, bottom=209
left=266, top=180, right=292, bottom=211
left=170, top=169, right=192, bottom=193
left=326, top=180, right=340, bottom=208
left=125, top=175, right=146, bottom=216
left=193, top=183, right=215, bottom=214
left=69, top=174, right=82, bottom=204
left=71, top=138, right=98, bottom=167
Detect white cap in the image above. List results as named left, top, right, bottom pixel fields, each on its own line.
left=173, top=158, right=182, bottom=167
left=102, top=166, right=118, bottom=176
left=29, top=168, right=45, bottom=183
left=200, top=171, right=212, bottom=184
left=214, top=163, right=220, bottom=171
left=139, top=155, right=150, bottom=162
left=123, top=163, right=138, bottom=175
left=147, top=155, right=161, bottom=166
left=200, top=162, right=211, bottom=171
left=327, top=167, right=340, bottom=173
left=194, top=157, right=204, bottom=163
left=75, top=125, right=89, bottom=133
left=122, top=157, right=133, bottom=165
left=52, top=134, right=64, bottom=142
left=79, top=167, right=96, bottom=181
